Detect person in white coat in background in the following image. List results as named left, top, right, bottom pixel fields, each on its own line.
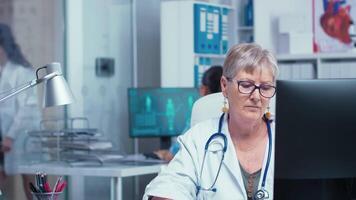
left=144, top=43, right=278, bottom=200
left=0, top=23, right=40, bottom=200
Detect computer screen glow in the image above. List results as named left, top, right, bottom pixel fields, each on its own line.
left=128, top=88, right=200, bottom=137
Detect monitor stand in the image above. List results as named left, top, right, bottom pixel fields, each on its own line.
left=160, top=136, right=172, bottom=149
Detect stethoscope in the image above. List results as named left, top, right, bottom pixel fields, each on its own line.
left=196, top=113, right=272, bottom=200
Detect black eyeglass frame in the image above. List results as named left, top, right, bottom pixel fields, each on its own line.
left=226, top=78, right=276, bottom=98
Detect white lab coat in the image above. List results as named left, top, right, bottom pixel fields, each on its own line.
left=0, top=61, right=41, bottom=174
left=144, top=115, right=275, bottom=200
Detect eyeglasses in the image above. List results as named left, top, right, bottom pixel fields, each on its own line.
left=227, top=78, right=276, bottom=98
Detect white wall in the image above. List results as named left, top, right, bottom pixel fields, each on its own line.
left=135, top=0, right=161, bottom=87
left=81, top=0, right=133, bottom=152
left=66, top=0, right=134, bottom=199
left=254, top=0, right=312, bottom=53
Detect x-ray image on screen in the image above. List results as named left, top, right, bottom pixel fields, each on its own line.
left=128, top=88, right=200, bottom=137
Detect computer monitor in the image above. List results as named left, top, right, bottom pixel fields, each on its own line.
left=128, top=87, right=200, bottom=141
left=274, top=79, right=356, bottom=199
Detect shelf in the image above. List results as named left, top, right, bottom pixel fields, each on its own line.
left=194, top=0, right=235, bottom=9
left=277, top=54, right=317, bottom=62
left=317, top=52, right=356, bottom=60
left=193, top=52, right=356, bottom=62
left=195, top=53, right=226, bottom=59
left=277, top=52, right=356, bottom=62
left=237, top=26, right=254, bottom=31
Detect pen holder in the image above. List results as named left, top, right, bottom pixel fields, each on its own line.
left=31, top=192, right=63, bottom=200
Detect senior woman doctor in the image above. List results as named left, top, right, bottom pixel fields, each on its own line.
left=144, top=43, right=278, bottom=200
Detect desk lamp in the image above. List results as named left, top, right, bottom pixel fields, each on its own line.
left=0, top=62, right=74, bottom=106
left=0, top=62, right=74, bottom=198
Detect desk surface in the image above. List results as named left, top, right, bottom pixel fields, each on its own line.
left=17, top=162, right=164, bottom=177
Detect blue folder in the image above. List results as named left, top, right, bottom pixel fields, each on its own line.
left=209, top=6, right=221, bottom=54
left=194, top=57, right=211, bottom=87
left=221, top=8, right=230, bottom=54
left=194, top=4, right=208, bottom=53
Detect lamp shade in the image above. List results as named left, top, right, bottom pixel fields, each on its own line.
left=42, top=63, right=75, bottom=107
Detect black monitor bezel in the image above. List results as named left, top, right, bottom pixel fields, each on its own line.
left=275, top=78, right=356, bottom=180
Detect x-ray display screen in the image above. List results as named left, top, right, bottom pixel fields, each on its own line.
left=128, top=88, right=200, bottom=137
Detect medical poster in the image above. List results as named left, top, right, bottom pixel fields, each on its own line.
left=314, top=0, right=356, bottom=52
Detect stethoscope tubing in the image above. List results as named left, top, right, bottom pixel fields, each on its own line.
left=197, top=113, right=227, bottom=195
left=261, top=117, right=272, bottom=189
left=197, top=113, right=272, bottom=199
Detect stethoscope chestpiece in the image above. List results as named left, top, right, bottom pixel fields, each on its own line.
left=254, top=188, right=269, bottom=200
left=196, top=186, right=217, bottom=196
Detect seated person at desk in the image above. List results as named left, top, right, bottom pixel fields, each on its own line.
left=151, top=65, right=223, bottom=162
left=144, top=43, right=278, bottom=200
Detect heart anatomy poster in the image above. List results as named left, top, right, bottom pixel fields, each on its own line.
left=314, top=0, right=356, bottom=52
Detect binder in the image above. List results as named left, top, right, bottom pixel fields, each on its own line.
left=194, top=57, right=211, bottom=87
left=210, top=6, right=221, bottom=54
left=194, top=4, right=208, bottom=53
left=205, top=6, right=220, bottom=54
left=221, top=8, right=229, bottom=54
left=194, top=57, right=201, bottom=87
left=204, top=5, right=213, bottom=54
left=194, top=3, right=225, bottom=55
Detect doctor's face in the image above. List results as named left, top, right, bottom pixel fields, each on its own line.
left=221, top=66, right=275, bottom=122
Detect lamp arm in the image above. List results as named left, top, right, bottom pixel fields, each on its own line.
left=0, top=72, right=60, bottom=103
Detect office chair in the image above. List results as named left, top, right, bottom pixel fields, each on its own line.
left=190, top=92, right=225, bottom=126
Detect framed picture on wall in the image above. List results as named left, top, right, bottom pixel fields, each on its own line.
left=314, top=0, right=356, bottom=52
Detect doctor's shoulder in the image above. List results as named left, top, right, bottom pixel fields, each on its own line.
left=178, top=117, right=221, bottom=147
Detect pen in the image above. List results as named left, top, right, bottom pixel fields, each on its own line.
left=53, top=176, right=62, bottom=193
left=43, top=173, right=47, bottom=184
left=36, top=172, right=43, bottom=193
left=39, top=174, right=46, bottom=193
left=44, top=182, right=51, bottom=193
left=58, top=181, right=67, bottom=192
left=55, top=181, right=64, bottom=193
left=35, top=172, right=40, bottom=190
left=29, top=182, right=40, bottom=193
left=29, top=182, right=41, bottom=200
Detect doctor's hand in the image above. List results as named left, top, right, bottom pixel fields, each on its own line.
left=150, top=197, right=172, bottom=200
left=1, top=137, right=13, bottom=152
left=154, top=150, right=174, bottom=162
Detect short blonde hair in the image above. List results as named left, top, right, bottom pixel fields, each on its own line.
left=223, top=43, right=279, bottom=81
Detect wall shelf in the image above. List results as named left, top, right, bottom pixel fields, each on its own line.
left=277, top=53, right=356, bottom=62
left=195, top=0, right=236, bottom=9
left=277, top=52, right=356, bottom=81
left=237, top=26, right=254, bottom=31
left=277, top=53, right=317, bottom=61
left=194, top=53, right=226, bottom=59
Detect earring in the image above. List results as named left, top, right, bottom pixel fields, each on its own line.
left=222, top=97, right=229, bottom=113
left=265, top=106, right=271, bottom=120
